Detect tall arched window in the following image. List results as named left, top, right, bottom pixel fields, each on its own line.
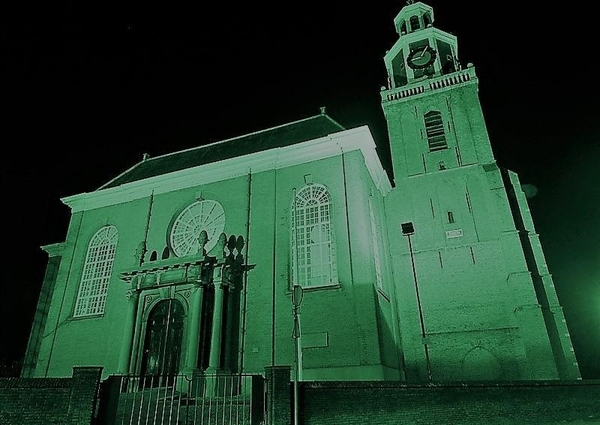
left=73, top=225, right=118, bottom=317
left=424, top=110, right=448, bottom=151
left=291, top=184, right=337, bottom=287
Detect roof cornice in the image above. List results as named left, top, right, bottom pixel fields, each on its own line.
left=41, top=242, right=65, bottom=257
left=62, top=126, right=392, bottom=213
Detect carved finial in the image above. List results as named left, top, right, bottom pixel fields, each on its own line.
left=236, top=236, right=245, bottom=264
left=216, top=233, right=227, bottom=261
left=406, top=0, right=415, bottom=5
left=227, top=235, right=237, bottom=259
left=198, top=230, right=208, bottom=256
left=235, top=236, right=245, bottom=253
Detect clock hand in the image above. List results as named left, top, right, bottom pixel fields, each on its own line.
left=418, top=46, right=428, bottom=59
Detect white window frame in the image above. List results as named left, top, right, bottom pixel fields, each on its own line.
left=291, top=184, right=338, bottom=288
left=73, top=225, right=118, bottom=317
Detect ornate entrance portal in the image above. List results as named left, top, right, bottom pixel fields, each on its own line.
left=118, top=232, right=253, bottom=378
left=140, top=299, right=184, bottom=378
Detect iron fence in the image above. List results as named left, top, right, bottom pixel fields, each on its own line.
left=111, top=373, right=265, bottom=425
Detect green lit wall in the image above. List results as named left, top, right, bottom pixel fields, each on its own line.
left=381, top=63, right=578, bottom=381
left=33, top=133, right=398, bottom=381
left=28, top=1, right=581, bottom=384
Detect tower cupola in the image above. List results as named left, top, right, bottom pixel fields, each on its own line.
left=384, top=1, right=459, bottom=89
left=394, top=1, right=434, bottom=35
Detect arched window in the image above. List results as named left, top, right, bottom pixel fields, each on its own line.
left=424, top=110, right=448, bottom=151
left=410, top=16, right=420, bottom=32
left=423, top=12, right=432, bottom=27
left=291, top=184, right=337, bottom=287
left=73, top=225, right=118, bottom=317
left=400, top=21, right=407, bottom=34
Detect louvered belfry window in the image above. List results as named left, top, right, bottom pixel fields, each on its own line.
left=424, top=111, right=448, bottom=151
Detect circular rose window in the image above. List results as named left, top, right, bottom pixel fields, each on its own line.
left=169, top=200, right=225, bottom=257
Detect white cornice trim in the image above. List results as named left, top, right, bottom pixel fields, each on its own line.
left=384, top=27, right=458, bottom=67
left=62, top=126, right=392, bottom=212
left=41, top=242, right=65, bottom=257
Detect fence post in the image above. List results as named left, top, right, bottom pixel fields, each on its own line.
left=251, top=374, right=266, bottom=425
left=95, top=375, right=122, bottom=424
left=265, top=365, right=292, bottom=425
left=67, top=366, right=103, bottom=425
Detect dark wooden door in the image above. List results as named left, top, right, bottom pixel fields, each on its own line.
left=140, top=299, right=184, bottom=380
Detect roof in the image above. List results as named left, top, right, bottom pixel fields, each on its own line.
left=99, top=112, right=346, bottom=190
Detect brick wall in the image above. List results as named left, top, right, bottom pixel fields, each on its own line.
left=266, top=365, right=292, bottom=425
left=0, top=366, right=102, bottom=425
left=299, top=380, right=600, bottom=424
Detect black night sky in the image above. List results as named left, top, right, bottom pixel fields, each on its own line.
left=2, top=1, right=598, bottom=379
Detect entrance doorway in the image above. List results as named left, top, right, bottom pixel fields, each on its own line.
left=140, top=299, right=184, bottom=380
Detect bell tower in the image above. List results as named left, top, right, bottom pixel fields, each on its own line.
left=381, top=1, right=494, bottom=179
left=381, top=1, right=581, bottom=382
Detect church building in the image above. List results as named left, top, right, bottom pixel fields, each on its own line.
left=22, top=2, right=581, bottom=383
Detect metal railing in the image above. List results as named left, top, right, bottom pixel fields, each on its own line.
left=113, top=373, right=265, bottom=425
left=381, top=67, right=477, bottom=102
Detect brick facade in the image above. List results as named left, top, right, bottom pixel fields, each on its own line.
left=0, top=366, right=102, bottom=425
left=299, top=380, right=600, bottom=424
left=266, top=365, right=292, bottom=425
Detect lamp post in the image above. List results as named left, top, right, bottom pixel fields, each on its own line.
left=401, top=222, right=432, bottom=381
left=291, top=283, right=304, bottom=425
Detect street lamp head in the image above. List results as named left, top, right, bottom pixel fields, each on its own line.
left=292, top=283, right=304, bottom=307
left=401, top=222, right=415, bottom=235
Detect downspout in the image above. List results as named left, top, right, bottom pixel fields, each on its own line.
left=271, top=156, right=279, bottom=369
left=141, top=191, right=154, bottom=266
left=128, top=191, right=154, bottom=374
left=238, top=170, right=252, bottom=374
left=291, top=188, right=298, bottom=287
left=269, top=156, right=279, bottom=425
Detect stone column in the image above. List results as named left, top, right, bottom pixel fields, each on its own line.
left=183, top=282, right=205, bottom=374
left=207, top=265, right=227, bottom=373
left=128, top=293, right=146, bottom=375
left=222, top=284, right=235, bottom=373
left=118, top=288, right=139, bottom=374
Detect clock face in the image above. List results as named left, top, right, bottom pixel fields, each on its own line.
left=170, top=200, right=225, bottom=257
left=407, top=46, right=437, bottom=69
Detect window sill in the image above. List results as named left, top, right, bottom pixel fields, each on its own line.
left=70, top=313, right=105, bottom=321
left=286, top=282, right=342, bottom=295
